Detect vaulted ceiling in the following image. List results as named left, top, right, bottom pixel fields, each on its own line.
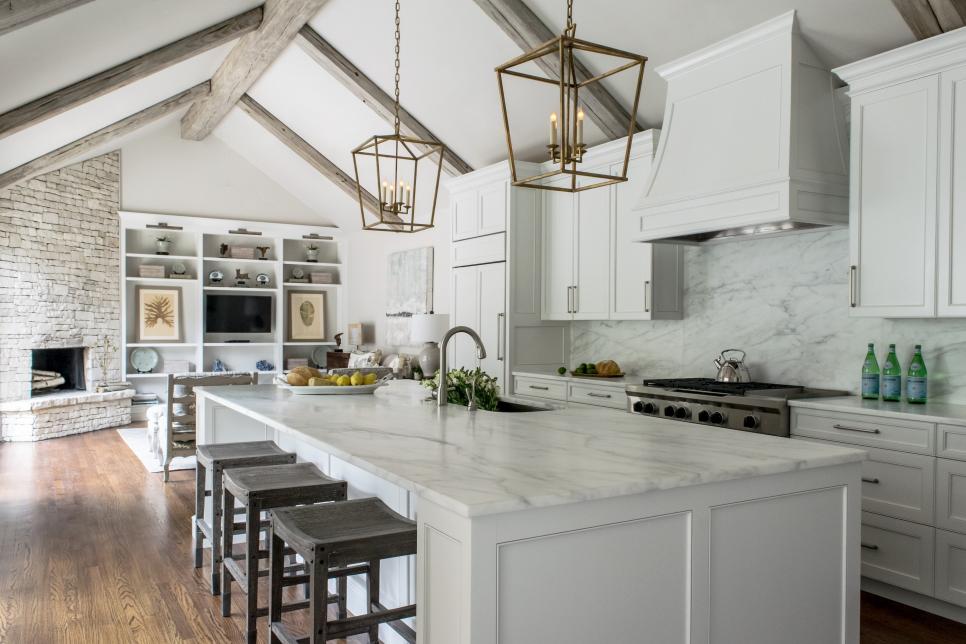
left=0, top=0, right=927, bottom=230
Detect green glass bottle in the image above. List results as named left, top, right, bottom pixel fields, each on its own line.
left=907, top=345, right=928, bottom=404
left=861, top=343, right=880, bottom=400
left=881, top=343, right=901, bottom=402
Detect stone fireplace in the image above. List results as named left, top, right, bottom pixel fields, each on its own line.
left=0, top=152, right=132, bottom=441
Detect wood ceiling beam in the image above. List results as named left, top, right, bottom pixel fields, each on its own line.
left=296, top=25, right=473, bottom=177
left=0, top=8, right=262, bottom=140
left=236, top=94, right=399, bottom=225
left=0, top=0, right=92, bottom=36
left=470, top=0, right=643, bottom=139
left=181, top=0, right=329, bottom=141
left=892, top=0, right=966, bottom=39
left=0, top=82, right=209, bottom=192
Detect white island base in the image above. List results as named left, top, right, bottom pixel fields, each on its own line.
left=195, top=385, right=862, bottom=644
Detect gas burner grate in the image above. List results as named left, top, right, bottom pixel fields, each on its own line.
left=641, top=378, right=803, bottom=396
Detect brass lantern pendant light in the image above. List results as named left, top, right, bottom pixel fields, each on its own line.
left=352, top=0, right=445, bottom=232
left=496, top=0, right=646, bottom=193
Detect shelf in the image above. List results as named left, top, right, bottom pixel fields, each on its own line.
left=125, top=373, right=169, bottom=379
left=126, top=343, right=197, bottom=348
left=203, top=342, right=276, bottom=347
left=283, top=341, right=336, bottom=346
left=203, top=256, right=279, bottom=263
left=282, top=261, right=341, bottom=267
left=126, top=253, right=198, bottom=260
left=282, top=282, right=342, bottom=288
left=203, top=286, right=278, bottom=293
left=125, top=276, right=199, bottom=283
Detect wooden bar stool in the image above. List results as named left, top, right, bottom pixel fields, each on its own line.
left=221, top=463, right=348, bottom=644
left=268, top=498, right=417, bottom=644
left=194, top=441, right=295, bottom=595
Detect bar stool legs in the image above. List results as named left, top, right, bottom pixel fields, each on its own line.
left=368, top=559, right=380, bottom=642
left=193, top=459, right=206, bottom=569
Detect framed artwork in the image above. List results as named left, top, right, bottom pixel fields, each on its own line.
left=346, top=322, right=363, bottom=346
left=287, top=291, right=326, bottom=342
left=135, top=286, right=184, bottom=343
left=386, top=246, right=433, bottom=346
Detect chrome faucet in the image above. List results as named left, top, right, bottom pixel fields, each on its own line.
left=437, top=326, right=487, bottom=408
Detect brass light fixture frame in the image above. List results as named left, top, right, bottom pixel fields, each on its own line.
left=496, top=16, right=646, bottom=193
left=352, top=0, right=446, bottom=233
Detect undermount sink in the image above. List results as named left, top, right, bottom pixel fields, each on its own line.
left=492, top=399, right=553, bottom=413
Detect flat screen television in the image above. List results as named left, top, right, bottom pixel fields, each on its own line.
left=205, top=294, right=272, bottom=334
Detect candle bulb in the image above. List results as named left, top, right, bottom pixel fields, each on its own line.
left=398, top=180, right=404, bottom=204
left=382, top=181, right=389, bottom=204
left=389, top=181, right=395, bottom=206
left=576, top=109, right=584, bottom=147
left=549, top=112, right=558, bottom=147
left=406, top=183, right=412, bottom=207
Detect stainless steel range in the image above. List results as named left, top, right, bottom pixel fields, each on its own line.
left=625, top=378, right=847, bottom=437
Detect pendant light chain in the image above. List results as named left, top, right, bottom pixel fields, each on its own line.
left=393, top=0, right=401, bottom=136
left=565, top=0, right=575, bottom=36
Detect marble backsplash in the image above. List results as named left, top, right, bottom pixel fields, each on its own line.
left=572, top=229, right=966, bottom=402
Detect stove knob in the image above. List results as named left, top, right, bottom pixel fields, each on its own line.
left=642, top=402, right=658, bottom=415
left=697, top=410, right=710, bottom=423
left=675, top=406, right=691, bottom=420
left=710, top=411, right=727, bottom=425
left=743, top=415, right=760, bottom=430
left=632, top=400, right=645, bottom=414
left=664, top=405, right=677, bottom=417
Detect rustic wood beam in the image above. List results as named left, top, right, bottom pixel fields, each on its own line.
left=236, top=94, right=395, bottom=224
left=890, top=0, right=966, bottom=39
left=181, top=0, right=329, bottom=140
left=0, top=8, right=262, bottom=140
left=0, top=0, right=92, bottom=36
left=470, top=0, right=643, bottom=139
left=0, top=82, right=209, bottom=192
left=296, top=25, right=473, bottom=177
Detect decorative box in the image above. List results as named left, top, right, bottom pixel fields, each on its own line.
left=138, top=264, right=166, bottom=278
left=230, top=246, right=256, bottom=259
left=310, top=272, right=334, bottom=284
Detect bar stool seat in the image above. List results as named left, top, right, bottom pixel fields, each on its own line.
left=222, top=463, right=348, bottom=644
left=268, top=498, right=417, bottom=644
left=194, top=440, right=295, bottom=595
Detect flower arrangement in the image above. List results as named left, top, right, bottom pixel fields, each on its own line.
left=421, top=367, right=500, bottom=411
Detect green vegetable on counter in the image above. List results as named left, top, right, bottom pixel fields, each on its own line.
left=421, top=367, right=500, bottom=411
left=557, top=366, right=567, bottom=375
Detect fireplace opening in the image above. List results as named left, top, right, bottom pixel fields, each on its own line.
left=31, top=347, right=86, bottom=396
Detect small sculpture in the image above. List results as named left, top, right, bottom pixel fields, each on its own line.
left=234, top=269, right=250, bottom=287
left=256, top=246, right=271, bottom=260
left=305, top=244, right=319, bottom=262
left=156, top=236, right=171, bottom=255
left=208, top=270, right=224, bottom=284
left=212, top=359, right=227, bottom=373
left=334, top=332, right=344, bottom=352
left=255, top=273, right=270, bottom=287
left=255, top=359, right=275, bottom=372
left=219, top=243, right=230, bottom=257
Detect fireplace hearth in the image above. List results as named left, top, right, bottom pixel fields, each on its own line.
left=31, top=347, right=86, bottom=396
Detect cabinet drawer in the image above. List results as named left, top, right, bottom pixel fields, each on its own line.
left=567, top=382, right=625, bottom=409
left=861, top=446, right=935, bottom=525
left=861, top=511, right=935, bottom=595
left=451, top=233, right=505, bottom=267
left=936, top=529, right=966, bottom=608
left=514, top=376, right=567, bottom=401
left=939, top=424, right=966, bottom=462
left=790, top=408, right=935, bottom=455
left=937, top=458, right=966, bottom=533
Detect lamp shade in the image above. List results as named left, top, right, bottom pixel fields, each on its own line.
left=410, top=313, right=449, bottom=343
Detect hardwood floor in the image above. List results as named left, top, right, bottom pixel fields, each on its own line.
left=2, top=426, right=966, bottom=643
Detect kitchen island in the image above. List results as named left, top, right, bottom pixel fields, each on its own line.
left=195, top=382, right=865, bottom=644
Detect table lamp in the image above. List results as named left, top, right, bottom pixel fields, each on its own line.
left=410, top=313, right=449, bottom=378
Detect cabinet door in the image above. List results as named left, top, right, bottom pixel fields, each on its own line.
left=860, top=511, right=935, bottom=596
left=450, top=265, right=480, bottom=370
left=574, top=175, right=611, bottom=320
left=478, top=183, right=507, bottom=237
left=936, top=529, right=966, bottom=608
left=936, top=457, right=966, bottom=534
left=612, top=156, right=654, bottom=319
left=542, top=186, right=575, bottom=320
left=850, top=76, right=938, bottom=317
left=939, top=65, right=966, bottom=316
left=477, top=262, right=506, bottom=384
left=452, top=190, right=479, bottom=241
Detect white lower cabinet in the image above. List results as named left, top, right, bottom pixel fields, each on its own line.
left=512, top=375, right=567, bottom=401
left=567, top=382, right=625, bottom=409
left=861, top=511, right=935, bottom=595
left=936, top=529, right=966, bottom=607
left=937, top=458, right=966, bottom=534
left=861, top=446, right=935, bottom=525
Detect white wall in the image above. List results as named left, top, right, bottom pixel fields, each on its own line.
left=573, top=229, right=966, bottom=403
left=119, top=118, right=326, bottom=225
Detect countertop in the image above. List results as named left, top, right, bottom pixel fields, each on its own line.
left=512, top=370, right=636, bottom=388
left=197, top=382, right=864, bottom=518
left=789, top=396, right=966, bottom=426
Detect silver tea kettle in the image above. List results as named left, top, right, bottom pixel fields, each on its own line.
left=713, top=349, right=751, bottom=382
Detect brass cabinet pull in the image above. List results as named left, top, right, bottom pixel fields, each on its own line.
left=529, top=385, right=550, bottom=391
left=586, top=392, right=612, bottom=399
left=833, top=423, right=880, bottom=434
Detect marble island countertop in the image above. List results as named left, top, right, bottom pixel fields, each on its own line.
left=197, top=382, right=865, bottom=518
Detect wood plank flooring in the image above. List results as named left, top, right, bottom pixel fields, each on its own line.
left=1, top=426, right=966, bottom=643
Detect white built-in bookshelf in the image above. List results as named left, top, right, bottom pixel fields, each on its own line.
left=119, top=211, right=347, bottom=399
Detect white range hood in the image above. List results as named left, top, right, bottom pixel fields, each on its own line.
left=634, top=11, right=850, bottom=244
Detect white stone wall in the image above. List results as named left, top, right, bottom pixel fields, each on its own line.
left=0, top=152, right=122, bottom=403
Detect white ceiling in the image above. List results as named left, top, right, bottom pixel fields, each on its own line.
left=0, top=0, right=916, bottom=228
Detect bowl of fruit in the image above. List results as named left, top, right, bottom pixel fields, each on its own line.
left=570, top=360, right=624, bottom=378
left=276, top=366, right=388, bottom=395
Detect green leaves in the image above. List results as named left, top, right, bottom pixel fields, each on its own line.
left=421, top=367, right=500, bottom=411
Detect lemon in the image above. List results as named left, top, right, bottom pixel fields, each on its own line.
left=350, top=371, right=364, bottom=386
left=336, top=375, right=351, bottom=387
left=364, top=373, right=378, bottom=385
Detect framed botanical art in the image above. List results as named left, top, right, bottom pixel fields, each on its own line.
left=135, top=285, right=184, bottom=343
left=287, top=291, right=326, bottom=342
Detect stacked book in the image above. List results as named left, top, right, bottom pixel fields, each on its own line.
left=95, top=381, right=134, bottom=393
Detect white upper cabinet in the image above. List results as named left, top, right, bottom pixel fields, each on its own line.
left=836, top=29, right=966, bottom=318
left=847, top=77, right=938, bottom=317
left=450, top=173, right=508, bottom=242
left=541, top=130, right=683, bottom=321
